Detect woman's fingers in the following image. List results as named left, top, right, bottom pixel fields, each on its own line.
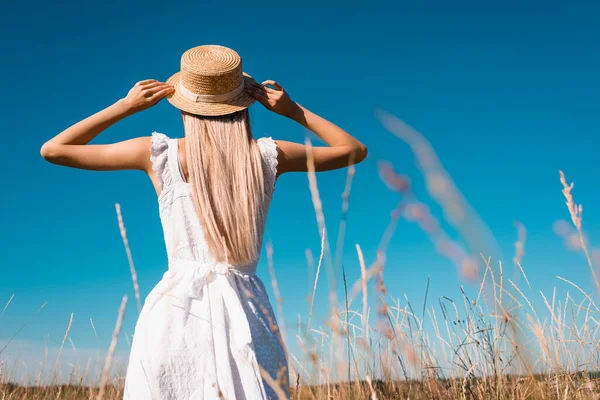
left=248, top=82, right=266, bottom=91
left=137, top=79, right=158, bottom=86
left=246, top=86, right=271, bottom=107
left=142, top=81, right=164, bottom=90
left=247, top=83, right=268, bottom=96
left=146, top=84, right=173, bottom=96
left=124, top=80, right=173, bottom=112
left=149, top=87, right=174, bottom=102
left=262, top=80, right=283, bottom=91
left=249, top=81, right=276, bottom=94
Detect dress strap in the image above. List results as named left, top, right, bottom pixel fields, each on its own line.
left=167, top=139, right=186, bottom=184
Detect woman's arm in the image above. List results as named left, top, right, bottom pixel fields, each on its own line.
left=246, top=80, right=367, bottom=174
left=41, top=80, right=173, bottom=171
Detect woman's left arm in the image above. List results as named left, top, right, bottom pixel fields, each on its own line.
left=40, top=79, right=173, bottom=171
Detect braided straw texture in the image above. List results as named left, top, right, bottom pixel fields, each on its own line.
left=166, top=45, right=256, bottom=116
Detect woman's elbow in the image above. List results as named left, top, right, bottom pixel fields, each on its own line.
left=40, top=142, right=60, bottom=162
left=352, top=143, right=368, bottom=164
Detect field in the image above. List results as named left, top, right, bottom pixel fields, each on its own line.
left=2, top=112, right=600, bottom=399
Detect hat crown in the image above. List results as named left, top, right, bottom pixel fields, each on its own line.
left=179, top=45, right=244, bottom=96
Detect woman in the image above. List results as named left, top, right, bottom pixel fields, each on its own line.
left=41, top=45, right=367, bottom=399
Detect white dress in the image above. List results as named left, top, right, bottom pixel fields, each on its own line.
left=123, top=133, right=290, bottom=400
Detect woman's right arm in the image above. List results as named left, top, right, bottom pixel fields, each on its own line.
left=247, top=80, right=367, bottom=174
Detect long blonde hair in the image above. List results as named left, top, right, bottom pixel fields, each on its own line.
left=181, top=109, right=265, bottom=266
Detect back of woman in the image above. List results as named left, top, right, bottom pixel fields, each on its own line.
left=41, top=45, right=367, bottom=400
left=153, top=110, right=275, bottom=269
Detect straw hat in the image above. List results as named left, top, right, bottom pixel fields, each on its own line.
left=166, top=45, right=256, bottom=116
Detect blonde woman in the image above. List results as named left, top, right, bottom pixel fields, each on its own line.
left=41, top=45, right=367, bottom=399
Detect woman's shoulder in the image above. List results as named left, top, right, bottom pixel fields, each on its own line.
left=150, top=132, right=182, bottom=154
left=256, top=136, right=276, bottom=147
left=256, top=137, right=278, bottom=159
left=149, top=132, right=173, bottom=185
left=151, top=131, right=171, bottom=145
left=256, top=137, right=279, bottom=183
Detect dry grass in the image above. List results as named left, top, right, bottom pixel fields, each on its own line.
left=3, top=114, right=600, bottom=399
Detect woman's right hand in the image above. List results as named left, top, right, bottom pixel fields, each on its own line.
left=246, top=80, right=299, bottom=119
left=249, top=82, right=368, bottom=175
left=122, top=79, right=174, bottom=114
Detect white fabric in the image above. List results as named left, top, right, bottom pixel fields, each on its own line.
left=179, top=81, right=245, bottom=103
left=124, top=133, right=289, bottom=400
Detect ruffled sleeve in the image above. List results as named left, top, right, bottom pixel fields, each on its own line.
left=150, top=132, right=171, bottom=190
left=257, top=137, right=279, bottom=195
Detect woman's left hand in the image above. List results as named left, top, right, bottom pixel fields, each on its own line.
left=122, top=79, right=175, bottom=114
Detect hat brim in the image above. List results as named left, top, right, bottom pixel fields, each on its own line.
left=165, top=72, right=257, bottom=117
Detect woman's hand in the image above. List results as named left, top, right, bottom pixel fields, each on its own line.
left=246, top=80, right=299, bottom=119
left=122, top=79, right=174, bottom=114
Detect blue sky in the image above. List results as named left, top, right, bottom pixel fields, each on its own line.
left=1, top=0, right=600, bottom=382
